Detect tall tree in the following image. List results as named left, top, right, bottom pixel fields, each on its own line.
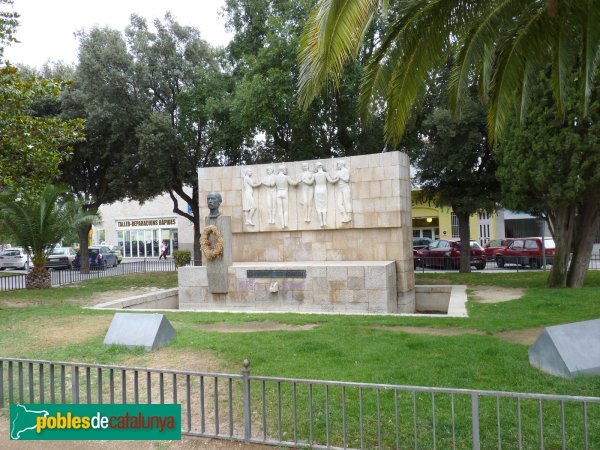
left=409, top=95, right=500, bottom=272
left=224, top=0, right=385, bottom=160
left=126, top=14, right=242, bottom=263
left=497, top=69, right=600, bottom=287
left=58, top=26, right=149, bottom=272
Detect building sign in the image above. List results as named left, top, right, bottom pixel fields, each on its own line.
left=116, top=218, right=177, bottom=229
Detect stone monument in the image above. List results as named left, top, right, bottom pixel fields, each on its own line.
left=180, top=151, right=414, bottom=314
left=204, top=192, right=232, bottom=294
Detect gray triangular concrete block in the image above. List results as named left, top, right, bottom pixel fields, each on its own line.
left=529, top=318, right=600, bottom=379
left=103, top=313, right=176, bottom=351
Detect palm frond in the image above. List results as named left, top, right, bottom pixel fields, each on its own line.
left=488, top=7, right=552, bottom=144
left=550, top=23, right=572, bottom=121
left=298, top=0, right=380, bottom=109
left=449, top=0, right=520, bottom=112
left=580, top=0, right=600, bottom=116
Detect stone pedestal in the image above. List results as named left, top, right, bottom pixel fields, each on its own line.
left=205, top=215, right=232, bottom=293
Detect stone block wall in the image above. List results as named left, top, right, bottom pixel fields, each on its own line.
left=197, top=151, right=415, bottom=312
left=179, top=262, right=397, bottom=314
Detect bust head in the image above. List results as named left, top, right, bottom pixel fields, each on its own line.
left=207, top=191, right=222, bottom=218
left=315, top=161, right=324, bottom=171
left=302, top=162, right=309, bottom=171
left=336, top=161, right=345, bottom=169
left=266, top=165, right=274, bottom=175
left=278, top=165, right=287, bottom=174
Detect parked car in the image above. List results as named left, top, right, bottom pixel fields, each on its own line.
left=495, top=237, right=555, bottom=269
left=73, top=246, right=118, bottom=270
left=0, top=248, right=30, bottom=270
left=45, top=247, right=77, bottom=269
left=413, top=237, right=433, bottom=251
left=412, top=237, right=433, bottom=268
left=417, top=238, right=487, bottom=270
left=112, top=248, right=123, bottom=264
left=483, top=238, right=515, bottom=261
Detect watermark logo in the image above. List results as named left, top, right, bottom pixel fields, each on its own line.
left=10, top=404, right=181, bottom=440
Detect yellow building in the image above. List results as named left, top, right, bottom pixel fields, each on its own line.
left=411, top=191, right=497, bottom=244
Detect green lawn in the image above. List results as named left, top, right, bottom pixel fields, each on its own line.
left=1, top=270, right=599, bottom=447
left=0, top=270, right=598, bottom=394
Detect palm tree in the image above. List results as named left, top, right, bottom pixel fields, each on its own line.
left=0, top=185, right=96, bottom=289
left=298, top=0, right=600, bottom=287
left=299, top=0, right=600, bottom=144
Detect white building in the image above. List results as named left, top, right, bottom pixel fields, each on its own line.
left=93, top=193, right=194, bottom=258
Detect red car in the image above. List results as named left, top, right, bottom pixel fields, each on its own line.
left=495, top=237, right=555, bottom=269
left=417, top=238, right=486, bottom=270
left=483, top=238, right=514, bottom=261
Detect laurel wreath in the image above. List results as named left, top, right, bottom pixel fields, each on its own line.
left=200, top=225, right=224, bottom=260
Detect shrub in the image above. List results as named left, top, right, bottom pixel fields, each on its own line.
left=172, top=250, right=191, bottom=268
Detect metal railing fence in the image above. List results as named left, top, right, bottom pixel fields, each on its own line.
left=1, top=357, right=598, bottom=449
left=0, top=260, right=177, bottom=292
left=414, top=254, right=600, bottom=272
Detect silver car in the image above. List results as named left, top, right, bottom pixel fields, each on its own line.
left=45, top=247, right=77, bottom=269
left=0, top=248, right=30, bottom=270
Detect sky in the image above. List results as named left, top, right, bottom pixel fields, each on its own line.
left=4, top=0, right=232, bottom=68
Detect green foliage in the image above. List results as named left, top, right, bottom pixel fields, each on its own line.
left=172, top=249, right=191, bottom=268
left=298, top=0, right=600, bottom=146
left=497, top=71, right=600, bottom=214
left=224, top=0, right=385, bottom=158
left=0, top=66, right=84, bottom=195
left=0, top=0, right=18, bottom=60
left=496, top=68, right=600, bottom=287
left=409, top=94, right=500, bottom=216
left=0, top=2, right=85, bottom=195
left=0, top=185, right=96, bottom=267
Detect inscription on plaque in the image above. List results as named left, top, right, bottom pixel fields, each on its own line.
left=247, top=270, right=307, bottom=279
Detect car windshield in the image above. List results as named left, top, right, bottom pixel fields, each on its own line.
left=51, top=248, right=67, bottom=255
left=543, top=238, right=556, bottom=249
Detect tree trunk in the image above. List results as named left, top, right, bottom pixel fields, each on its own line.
left=547, top=205, right=576, bottom=287
left=78, top=223, right=92, bottom=274
left=455, top=209, right=471, bottom=273
left=567, top=198, right=600, bottom=288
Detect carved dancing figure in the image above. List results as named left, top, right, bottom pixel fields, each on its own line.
left=261, top=166, right=277, bottom=224
left=313, top=162, right=338, bottom=227
left=242, top=168, right=261, bottom=226
left=298, top=162, right=315, bottom=222
left=275, top=164, right=298, bottom=228
left=335, top=161, right=353, bottom=223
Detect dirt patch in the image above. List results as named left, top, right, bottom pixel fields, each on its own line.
left=494, top=327, right=543, bottom=345
left=121, top=347, right=224, bottom=373
left=192, top=321, right=318, bottom=333
left=470, top=286, right=524, bottom=303
left=19, top=315, right=113, bottom=351
left=381, top=326, right=484, bottom=337
left=379, top=325, right=540, bottom=345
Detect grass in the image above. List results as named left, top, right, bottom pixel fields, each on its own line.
left=0, top=270, right=599, bottom=447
